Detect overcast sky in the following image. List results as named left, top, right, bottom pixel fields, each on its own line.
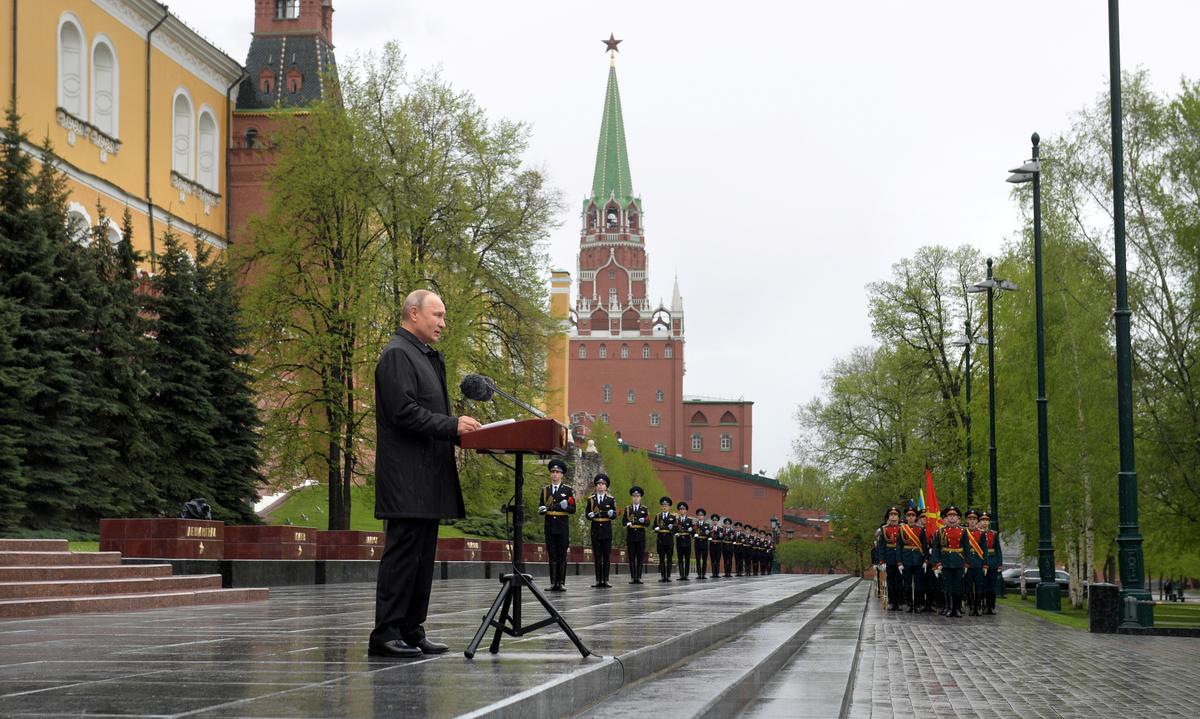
left=177, top=0, right=1200, bottom=476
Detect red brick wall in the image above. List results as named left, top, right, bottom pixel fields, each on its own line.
left=649, top=456, right=785, bottom=531
left=682, top=401, right=753, bottom=472
left=254, top=0, right=333, bottom=42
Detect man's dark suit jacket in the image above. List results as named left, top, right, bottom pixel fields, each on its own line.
left=374, top=328, right=464, bottom=519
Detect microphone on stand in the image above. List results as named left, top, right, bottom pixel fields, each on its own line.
left=459, top=374, right=547, bottom=419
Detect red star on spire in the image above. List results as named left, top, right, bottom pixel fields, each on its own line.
left=603, top=34, right=622, bottom=53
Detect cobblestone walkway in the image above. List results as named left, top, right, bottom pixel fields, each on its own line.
left=846, top=596, right=1200, bottom=718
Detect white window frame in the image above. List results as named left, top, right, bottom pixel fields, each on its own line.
left=602, top=384, right=612, bottom=403
left=691, top=434, right=702, bottom=452
left=90, top=34, right=119, bottom=138
left=642, top=344, right=650, bottom=359
left=620, top=344, right=629, bottom=359
left=720, top=433, right=732, bottom=452
left=626, top=389, right=636, bottom=404
left=598, top=344, right=607, bottom=359
left=578, top=344, right=586, bottom=359
left=650, top=412, right=660, bottom=427
left=171, top=88, right=194, bottom=178
left=57, top=14, right=86, bottom=119
left=665, top=345, right=673, bottom=358
left=656, top=389, right=665, bottom=402
left=65, top=201, right=92, bottom=245
left=196, top=105, right=219, bottom=192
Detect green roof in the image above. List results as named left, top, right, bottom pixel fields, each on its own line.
left=591, top=64, right=635, bottom=207
left=618, top=443, right=786, bottom=491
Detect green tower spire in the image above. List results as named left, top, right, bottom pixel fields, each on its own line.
left=590, top=57, right=635, bottom=208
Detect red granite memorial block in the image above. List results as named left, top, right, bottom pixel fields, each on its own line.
left=99, top=519, right=224, bottom=559
left=611, top=548, right=626, bottom=565
left=568, top=546, right=594, bottom=563
left=480, top=541, right=512, bottom=562
left=224, top=526, right=317, bottom=560
left=527, top=543, right=547, bottom=563
left=316, top=531, right=385, bottom=560
left=435, top=538, right=482, bottom=562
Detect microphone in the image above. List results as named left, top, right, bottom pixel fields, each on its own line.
left=459, top=374, right=546, bottom=419
left=459, top=374, right=494, bottom=401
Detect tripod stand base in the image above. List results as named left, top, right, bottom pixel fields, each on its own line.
left=464, top=570, right=593, bottom=659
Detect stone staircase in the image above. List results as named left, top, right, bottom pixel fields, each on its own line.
left=0, top=539, right=268, bottom=619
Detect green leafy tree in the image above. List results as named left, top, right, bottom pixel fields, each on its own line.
left=776, top=461, right=833, bottom=509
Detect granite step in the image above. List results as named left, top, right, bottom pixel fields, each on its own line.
left=465, top=574, right=852, bottom=719
left=0, top=539, right=70, bottom=552
left=737, top=580, right=873, bottom=719
left=0, top=587, right=268, bottom=619
left=0, top=574, right=223, bottom=599
left=0, top=550, right=122, bottom=567
left=576, top=579, right=860, bottom=719
left=0, top=562, right=174, bottom=582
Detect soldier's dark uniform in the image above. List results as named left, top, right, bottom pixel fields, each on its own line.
left=675, top=501, right=694, bottom=581
left=708, top=514, right=724, bottom=579
left=585, top=474, right=617, bottom=589
left=623, top=486, right=649, bottom=584
left=932, top=504, right=966, bottom=617
left=750, top=529, right=762, bottom=576
left=899, top=505, right=927, bottom=612
left=964, top=508, right=986, bottom=616
left=721, top=517, right=735, bottom=577
left=538, top=459, right=575, bottom=592
left=980, top=510, right=1002, bottom=614
left=652, top=497, right=676, bottom=582
left=876, top=506, right=903, bottom=610
left=693, top=508, right=711, bottom=579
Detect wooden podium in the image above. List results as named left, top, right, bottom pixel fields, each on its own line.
left=460, top=418, right=591, bottom=659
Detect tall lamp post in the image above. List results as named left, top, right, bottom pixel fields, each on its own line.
left=770, top=516, right=781, bottom=574
left=1007, top=133, right=1060, bottom=611
left=951, top=320, right=987, bottom=509
left=1107, top=0, right=1151, bottom=626
left=968, top=259, right=1019, bottom=596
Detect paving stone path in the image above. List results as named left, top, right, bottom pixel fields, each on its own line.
left=845, top=594, right=1200, bottom=719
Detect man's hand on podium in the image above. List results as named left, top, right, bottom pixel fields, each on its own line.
left=457, top=416, right=481, bottom=434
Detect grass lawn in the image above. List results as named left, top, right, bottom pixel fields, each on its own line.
left=1152, top=601, right=1200, bottom=627
left=997, top=594, right=1089, bottom=629
left=265, top=484, right=487, bottom=539
left=68, top=541, right=99, bottom=552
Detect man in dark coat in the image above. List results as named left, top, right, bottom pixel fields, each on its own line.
left=369, top=290, right=480, bottom=659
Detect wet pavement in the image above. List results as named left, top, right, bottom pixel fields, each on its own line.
left=0, top=573, right=831, bottom=718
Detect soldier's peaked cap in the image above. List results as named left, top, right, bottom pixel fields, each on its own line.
left=723, top=517, right=733, bottom=524
left=980, top=510, right=991, bottom=519
left=629, top=485, right=644, bottom=496
left=676, top=501, right=689, bottom=510
left=593, top=473, right=609, bottom=486
left=547, top=459, right=567, bottom=473
left=734, top=521, right=743, bottom=527
left=886, top=505, right=901, bottom=516
left=659, top=496, right=673, bottom=506
left=710, top=513, right=721, bottom=521
left=965, top=507, right=980, bottom=519
left=942, top=504, right=961, bottom=517
left=694, top=507, right=707, bottom=515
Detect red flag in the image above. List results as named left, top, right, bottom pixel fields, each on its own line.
left=923, top=465, right=942, bottom=541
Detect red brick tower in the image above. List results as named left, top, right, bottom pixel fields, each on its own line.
left=229, top=0, right=337, bottom=245
left=569, top=42, right=686, bottom=455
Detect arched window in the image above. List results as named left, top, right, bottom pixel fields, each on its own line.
left=90, top=37, right=118, bottom=137
left=650, top=412, right=660, bottom=427
left=656, top=389, right=664, bottom=402
left=691, top=434, right=702, bottom=452
left=690, top=411, right=709, bottom=425
left=642, top=344, right=650, bottom=359
left=259, top=68, right=275, bottom=95
left=65, top=203, right=92, bottom=245
left=286, top=67, right=303, bottom=93
left=196, top=108, right=218, bottom=191
left=620, top=344, right=629, bottom=359
left=720, top=411, right=738, bottom=425
left=172, top=91, right=193, bottom=177
left=720, top=433, right=732, bottom=451
left=578, top=344, right=586, bottom=359
left=665, top=344, right=673, bottom=359
left=58, top=16, right=85, bottom=118
left=105, top=223, right=121, bottom=246
left=598, top=344, right=607, bottom=359
left=626, top=389, right=636, bottom=403
left=602, top=384, right=612, bottom=403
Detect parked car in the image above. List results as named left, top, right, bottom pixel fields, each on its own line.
left=1003, top=567, right=1070, bottom=594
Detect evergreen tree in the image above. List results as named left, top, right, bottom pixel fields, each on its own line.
left=0, top=296, right=32, bottom=532
left=145, top=231, right=221, bottom=514
left=193, top=241, right=262, bottom=523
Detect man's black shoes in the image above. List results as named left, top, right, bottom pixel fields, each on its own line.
left=410, top=638, right=448, bottom=654
left=368, top=640, right=422, bottom=659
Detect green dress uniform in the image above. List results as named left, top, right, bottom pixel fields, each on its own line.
left=623, top=487, right=649, bottom=584
left=876, top=508, right=903, bottom=610
left=653, top=498, right=676, bottom=582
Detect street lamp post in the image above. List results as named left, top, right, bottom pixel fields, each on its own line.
left=1007, top=133, right=1061, bottom=611
left=1107, top=0, right=1151, bottom=627
left=968, top=259, right=1019, bottom=597
left=951, top=320, right=987, bottom=509
left=770, top=516, right=781, bottom=574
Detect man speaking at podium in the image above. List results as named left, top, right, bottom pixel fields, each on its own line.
left=369, top=290, right=481, bottom=659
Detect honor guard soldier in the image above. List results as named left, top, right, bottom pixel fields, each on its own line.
left=623, top=486, right=649, bottom=584
left=932, top=505, right=966, bottom=617
left=693, top=508, right=711, bottom=579
left=871, top=514, right=885, bottom=602
left=749, top=528, right=761, bottom=576
left=653, top=496, right=676, bottom=582
left=708, top=514, right=723, bottom=579
left=916, top=512, right=934, bottom=612
left=538, top=459, right=575, bottom=592
left=964, top=508, right=987, bottom=616
left=734, top=522, right=748, bottom=576
left=586, top=474, right=617, bottom=588
left=721, top=517, right=735, bottom=577
left=675, top=502, right=695, bottom=580
left=876, top=506, right=903, bottom=610
left=979, top=510, right=1002, bottom=614
left=900, top=503, right=927, bottom=612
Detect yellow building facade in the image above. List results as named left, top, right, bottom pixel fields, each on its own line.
left=2, top=0, right=243, bottom=268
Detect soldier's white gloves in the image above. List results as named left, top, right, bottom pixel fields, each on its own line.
left=626, top=522, right=633, bottom=528
left=538, top=505, right=547, bottom=514
left=898, top=564, right=904, bottom=574
left=587, top=512, right=596, bottom=519
left=608, top=509, right=615, bottom=518
left=934, top=567, right=942, bottom=578
left=669, top=524, right=675, bottom=531
left=983, top=567, right=989, bottom=575
left=559, top=500, right=569, bottom=510
left=877, top=563, right=885, bottom=573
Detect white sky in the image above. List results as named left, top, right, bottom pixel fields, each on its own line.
left=174, top=0, right=1200, bottom=476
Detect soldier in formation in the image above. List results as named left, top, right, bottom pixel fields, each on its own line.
left=623, top=486, right=649, bottom=584
left=585, top=474, right=617, bottom=588
left=538, top=459, right=575, bottom=592
left=694, top=508, right=712, bottom=579
left=653, top=496, right=676, bottom=582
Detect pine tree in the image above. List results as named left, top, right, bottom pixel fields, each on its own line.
left=0, top=111, right=89, bottom=530
left=145, top=231, right=221, bottom=514
left=0, top=296, right=32, bottom=533
left=193, top=241, right=261, bottom=523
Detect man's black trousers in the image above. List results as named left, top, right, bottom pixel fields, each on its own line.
left=371, top=517, right=438, bottom=647
left=546, top=531, right=569, bottom=586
